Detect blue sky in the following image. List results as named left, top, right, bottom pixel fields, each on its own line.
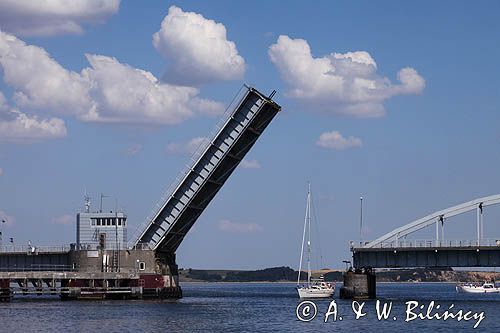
left=0, top=1, right=499, bottom=269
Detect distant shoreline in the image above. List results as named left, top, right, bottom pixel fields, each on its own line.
left=179, top=267, right=500, bottom=283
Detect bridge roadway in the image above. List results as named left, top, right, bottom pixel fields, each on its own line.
left=352, top=194, right=500, bottom=269
left=352, top=241, right=500, bottom=268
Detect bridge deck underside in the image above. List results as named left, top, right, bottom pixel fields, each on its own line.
left=137, top=88, right=280, bottom=253
left=353, top=247, right=500, bottom=268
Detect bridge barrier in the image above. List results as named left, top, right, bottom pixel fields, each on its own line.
left=352, top=238, right=500, bottom=249
left=0, top=245, right=71, bottom=254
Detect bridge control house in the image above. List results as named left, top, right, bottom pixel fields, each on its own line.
left=76, top=211, right=128, bottom=250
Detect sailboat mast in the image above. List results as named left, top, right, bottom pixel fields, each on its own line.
left=297, top=184, right=309, bottom=286
left=307, top=182, right=311, bottom=286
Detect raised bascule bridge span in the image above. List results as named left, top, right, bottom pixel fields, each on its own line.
left=132, top=86, right=281, bottom=255
left=341, top=194, right=500, bottom=299
left=0, top=85, right=281, bottom=301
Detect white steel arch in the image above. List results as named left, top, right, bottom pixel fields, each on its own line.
left=364, top=194, right=500, bottom=248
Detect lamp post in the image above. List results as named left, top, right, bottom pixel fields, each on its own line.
left=359, top=196, right=363, bottom=244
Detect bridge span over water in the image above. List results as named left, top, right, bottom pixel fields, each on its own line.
left=352, top=194, right=500, bottom=268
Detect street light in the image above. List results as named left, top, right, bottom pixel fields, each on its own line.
left=359, top=196, right=363, bottom=243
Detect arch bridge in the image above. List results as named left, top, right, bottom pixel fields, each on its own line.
left=352, top=194, right=500, bottom=268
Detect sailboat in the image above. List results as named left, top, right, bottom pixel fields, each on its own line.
left=297, top=183, right=335, bottom=299
left=456, top=282, right=500, bottom=293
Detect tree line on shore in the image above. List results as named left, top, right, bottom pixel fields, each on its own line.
left=178, top=266, right=500, bottom=283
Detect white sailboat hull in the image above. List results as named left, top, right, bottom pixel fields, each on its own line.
left=456, top=285, right=500, bottom=293
left=297, top=286, right=335, bottom=299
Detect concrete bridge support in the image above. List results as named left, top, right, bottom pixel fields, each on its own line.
left=0, top=279, right=11, bottom=302
left=339, top=268, right=376, bottom=300
left=152, top=251, right=182, bottom=299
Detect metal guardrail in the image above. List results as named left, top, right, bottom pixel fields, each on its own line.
left=0, top=245, right=71, bottom=254
left=0, top=243, right=151, bottom=255
left=128, top=85, right=250, bottom=247
left=75, top=243, right=151, bottom=251
left=0, top=243, right=152, bottom=253
left=352, top=238, right=500, bottom=249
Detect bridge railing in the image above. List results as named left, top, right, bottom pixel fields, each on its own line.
left=0, top=245, right=71, bottom=254
left=75, top=242, right=152, bottom=251
left=0, top=243, right=153, bottom=254
left=351, top=238, right=500, bottom=249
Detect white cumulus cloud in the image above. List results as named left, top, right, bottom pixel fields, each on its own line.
left=0, top=91, right=67, bottom=143
left=240, top=159, right=261, bottom=169
left=166, top=137, right=208, bottom=155
left=269, top=35, right=425, bottom=117
left=153, top=5, right=245, bottom=86
left=316, top=131, right=362, bottom=150
left=0, top=110, right=67, bottom=143
left=0, top=0, right=120, bottom=37
left=218, top=219, right=263, bottom=234
left=80, top=54, right=221, bottom=124
left=0, top=32, right=224, bottom=130
left=0, top=31, right=93, bottom=116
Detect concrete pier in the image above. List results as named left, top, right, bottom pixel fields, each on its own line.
left=339, top=268, right=376, bottom=299
left=0, top=248, right=181, bottom=301
left=0, top=278, right=12, bottom=302
left=0, top=271, right=181, bottom=301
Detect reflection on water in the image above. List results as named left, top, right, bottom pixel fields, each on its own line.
left=0, top=283, right=498, bottom=332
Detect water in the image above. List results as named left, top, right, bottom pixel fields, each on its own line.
left=0, top=283, right=499, bottom=332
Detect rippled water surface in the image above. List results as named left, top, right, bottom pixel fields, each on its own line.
left=1, top=282, right=499, bottom=332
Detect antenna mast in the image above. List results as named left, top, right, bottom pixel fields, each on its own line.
left=84, top=190, right=91, bottom=213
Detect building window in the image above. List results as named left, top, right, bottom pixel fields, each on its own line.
left=91, top=219, right=95, bottom=226
left=139, top=262, right=146, bottom=271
